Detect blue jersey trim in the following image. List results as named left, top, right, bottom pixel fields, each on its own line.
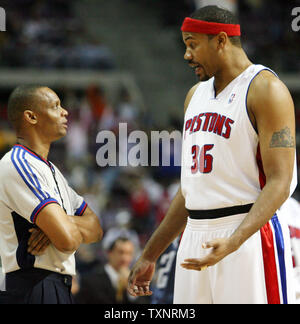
left=14, top=144, right=51, bottom=167
left=271, top=214, right=288, bottom=304
left=245, top=66, right=279, bottom=134
left=22, top=150, right=50, bottom=200
left=75, top=201, right=87, bottom=216
left=31, top=198, right=60, bottom=223
left=11, top=147, right=44, bottom=202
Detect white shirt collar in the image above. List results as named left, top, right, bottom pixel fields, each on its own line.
left=104, top=263, right=119, bottom=289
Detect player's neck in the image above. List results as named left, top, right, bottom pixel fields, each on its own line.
left=16, top=136, right=51, bottom=161
left=214, top=49, right=252, bottom=96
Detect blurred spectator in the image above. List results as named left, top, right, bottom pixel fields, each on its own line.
left=74, top=237, right=149, bottom=304
left=66, top=38, right=115, bottom=70
left=0, top=0, right=115, bottom=69
left=150, top=181, right=180, bottom=304
left=65, top=108, right=89, bottom=161
left=87, top=85, right=108, bottom=123
left=116, top=87, right=140, bottom=129
left=101, top=208, right=141, bottom=257
left=151, top=237, right=180, bottom=304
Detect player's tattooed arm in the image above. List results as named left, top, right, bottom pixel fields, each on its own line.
left=269, top=126, right=295, bottom=148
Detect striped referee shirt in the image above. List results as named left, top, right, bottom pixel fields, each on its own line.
left=0, top=144, right=88, bottom=276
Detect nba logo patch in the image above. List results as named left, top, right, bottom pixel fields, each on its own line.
left=228, top=93, right=236, bottom=104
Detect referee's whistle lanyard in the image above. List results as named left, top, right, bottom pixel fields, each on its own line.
left=49, top=163, right=67, bottom=213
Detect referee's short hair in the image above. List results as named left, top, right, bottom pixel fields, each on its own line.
left=7, top=85, right=45, bottom=131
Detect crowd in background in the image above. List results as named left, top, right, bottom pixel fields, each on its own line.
left=0, top=0, right=115, bottom=69
left=0, top=0, right=300, bottom=303
left=2, top=0, right=300, bottom=72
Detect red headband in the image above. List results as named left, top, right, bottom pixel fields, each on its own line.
left=181, top=17, right=241, bottom=36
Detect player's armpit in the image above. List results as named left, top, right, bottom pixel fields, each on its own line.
left=35, top=203, right=83, bottom=253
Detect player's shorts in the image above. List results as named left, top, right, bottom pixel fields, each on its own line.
left=174, top=210, right=295, bottom=304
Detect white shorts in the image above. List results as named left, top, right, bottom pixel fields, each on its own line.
left=174, top=212, right=295, bottom=304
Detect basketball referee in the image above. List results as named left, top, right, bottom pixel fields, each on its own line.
left=0, top=85, right=103, bottom=304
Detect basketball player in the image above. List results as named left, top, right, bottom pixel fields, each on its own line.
left=128, top=6, right=297, bottom=304
left=150, top=237, right=179, bottom=304
left=0, top=85, right=103, bottom=304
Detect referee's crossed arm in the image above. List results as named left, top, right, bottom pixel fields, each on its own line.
left=33, top=200, right=102, bottom=254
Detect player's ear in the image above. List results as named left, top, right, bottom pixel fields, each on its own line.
left=215, top=32, right=227, bottom=50
left=23, top=110, right=38, bottom=125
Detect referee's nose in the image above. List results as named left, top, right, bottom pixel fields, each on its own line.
left=61, top=107, right=69, bottom=118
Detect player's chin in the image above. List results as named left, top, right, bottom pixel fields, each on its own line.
left=198, top=73, right=210, bottom=82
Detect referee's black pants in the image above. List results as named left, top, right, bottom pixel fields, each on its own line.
left=0, top=268, right=74, bottom=304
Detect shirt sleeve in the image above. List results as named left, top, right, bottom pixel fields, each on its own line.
left=68, top=186, right=88, bottom=216
left=3, top=155, right=60, bottom=224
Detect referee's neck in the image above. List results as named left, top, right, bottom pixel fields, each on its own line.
left=16, top=136, right=51, bottom=161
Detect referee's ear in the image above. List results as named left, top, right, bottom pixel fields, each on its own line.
left=23, top=110, right=38, bottom=125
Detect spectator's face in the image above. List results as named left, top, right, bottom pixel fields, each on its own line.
left=182, top=32, right=215, bottom=81
left=34, top=87, right=69, bottom=141
left=108, top=240, right=135, bottom=272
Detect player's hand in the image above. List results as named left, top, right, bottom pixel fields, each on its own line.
left=181, top=238, right=237, bottom=271
left=127, top=257, right=156, bottom=297
left=27, top=227, right=51, bottom=256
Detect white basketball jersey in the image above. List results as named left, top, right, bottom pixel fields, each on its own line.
left=181, top=64, right=297, bottom=210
